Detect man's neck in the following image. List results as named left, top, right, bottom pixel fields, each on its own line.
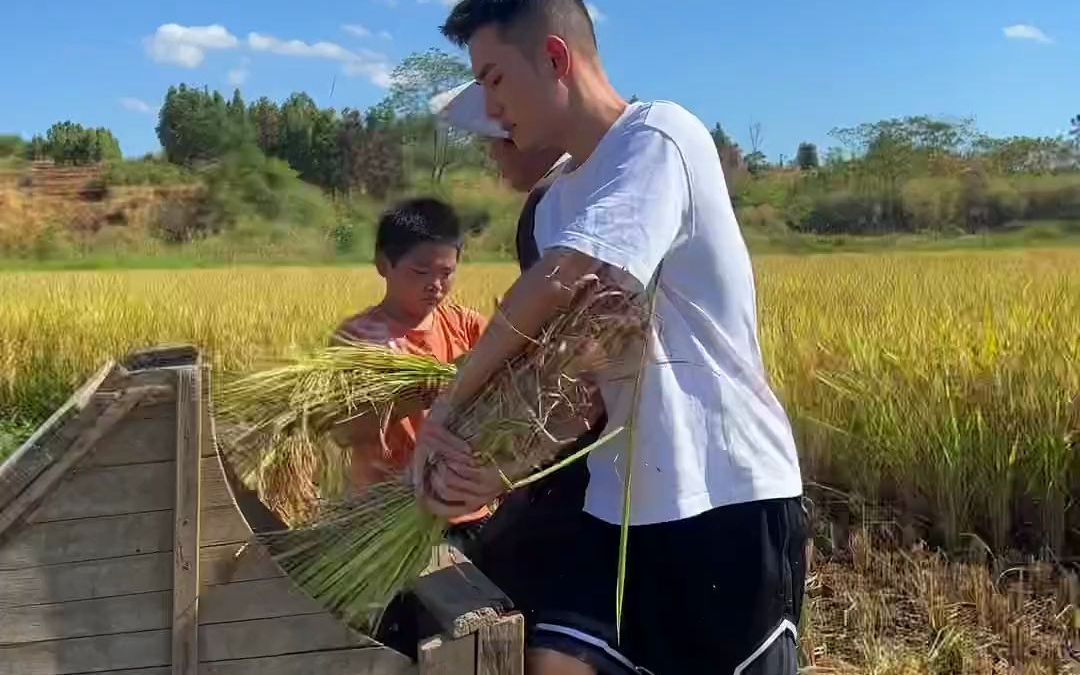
left=561, top=67, right=628, bottom=170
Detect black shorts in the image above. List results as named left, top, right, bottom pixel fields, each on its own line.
left=480, top=493, right=808, bottom=675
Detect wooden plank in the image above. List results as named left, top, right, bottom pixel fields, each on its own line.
left=201, top=650, right=415, bottom=675
left=174, top=366, right=202, bottom=675
left=0, top=544, right=280, bottom=609
left=412, top=562, right=511, bottom=639
left=71, top=649, right=416, bottom=675
left=199, top=577, right=326, bottom=625
left=0, top=506, right=249, bottom=570
left=0, top=360, right=114, bottom=513
left=0, top=578, right=326, bottom=643
left=418, top=633, right=476, bottom=675
left=199, top=614, right=375, bottom=662
left=0, top=629, right=171, bottom=675
left=0, top=590, right=171, bottom=643
left=0, top=385, right=171, bottom=538
left=477, top=614, right=525, bottom=675
left=83, top=402, right=178, bottom=466
left=199, top=542, right=284, bottom=588
left=28, top=457, right=233, bottom=524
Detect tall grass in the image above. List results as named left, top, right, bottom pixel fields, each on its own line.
left=0, top=251, right=1076, bottom=555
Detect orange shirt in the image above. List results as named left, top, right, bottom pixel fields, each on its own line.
left=335, top=302, right=489, bottom=522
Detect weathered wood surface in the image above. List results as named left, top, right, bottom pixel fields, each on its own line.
left=62, top=649, right=416, bottom=675
left=0, top=385, right=172, bottom=537
left=0, top=613, right=379, bottom=675
left=82, top=402, right=181, bottom=467
left=412, top=561, right=512, bottom=639
left=0, top=506, right=248, bottom=570
left=0, top=543, right=281, bottom=608
left=0, top=360, right=113, bottom=514
left=477, top=614, right=525, bottom=675
left=417, top=633, right=477, bottom=675
left=0, top=578, right=330, bottom=643
left=174, top=366, right=202, bottom=675
left=27, top=456, right=232, bottom=524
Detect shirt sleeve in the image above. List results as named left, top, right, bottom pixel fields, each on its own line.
left=545, top=128, right=688, bottom=290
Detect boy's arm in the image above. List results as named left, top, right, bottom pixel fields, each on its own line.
left=326, top=318, right=435, bottom=451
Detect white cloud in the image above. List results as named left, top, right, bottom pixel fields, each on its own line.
left=342, top=23, right=371, bottom=38
left=586, top=3, right=607, bottom=23
left=120, top=97, right=154, bottom=115
left=1003, top=24, right=1053, bottom=44
left=227, top=67, right=249, bottom=86
left=145, top=23, right=239, bottom=68
left=379, top=30, right=394, bottom=41
left=247, top=32, right=392, bottom=87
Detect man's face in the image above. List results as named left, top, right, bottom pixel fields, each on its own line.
left=377, top=242, right=459, bottom=321
left=487, top=140, right=562, bottom=193
left=469, top=25, right=561, bottom=151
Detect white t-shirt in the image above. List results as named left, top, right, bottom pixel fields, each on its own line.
left=534, top=101, right=803, bottom=526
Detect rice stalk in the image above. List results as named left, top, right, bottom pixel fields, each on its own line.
left=251, top=274, right=650, bottom=631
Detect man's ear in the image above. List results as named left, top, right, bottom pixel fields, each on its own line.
left=543, top=35, right=572, bottom=80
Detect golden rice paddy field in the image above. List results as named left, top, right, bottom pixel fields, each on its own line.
left=1, top=251, right=1077, bottom=554
left=1, top=249, right=1077, bottom=672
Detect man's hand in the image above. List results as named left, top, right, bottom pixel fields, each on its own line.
left=411, top=403, right=506, bottom=519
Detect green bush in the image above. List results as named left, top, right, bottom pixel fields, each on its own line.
left=985, top=179, right=1027, bottom=225
left=737, top=204, right=786, bottom=231
left=800, top=191, right=884, bottom=234
left=902, top=178, right=965, bottom=231
left=1011, top=174, right=1080, bottom=220
left=103, top=159, right=197, bottom=186
left=201, top=145, right=336, bottom=233
left=0, top=135, right=25, bottom=158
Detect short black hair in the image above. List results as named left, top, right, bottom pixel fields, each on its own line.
left=375, top=197, right=464, bottom=266
left=441, top=0, right=596, bottom=54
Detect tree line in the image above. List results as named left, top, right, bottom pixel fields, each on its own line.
left=4, top=46, right=1078, bottom=238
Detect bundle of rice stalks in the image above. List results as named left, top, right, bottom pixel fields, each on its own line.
left=249, top=274, right=650, bottom=631
left=215, top=340, right=457, bottom=525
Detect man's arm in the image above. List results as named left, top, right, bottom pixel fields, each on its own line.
left=413, top=248, right=608, bottom=517
left=416, top=128, right=687, bottom=517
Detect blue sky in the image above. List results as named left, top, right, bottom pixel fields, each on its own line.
left=1, top=1, right=1074, bottom=160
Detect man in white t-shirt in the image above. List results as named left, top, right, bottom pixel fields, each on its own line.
left=413, top=2, right=807, bottom=673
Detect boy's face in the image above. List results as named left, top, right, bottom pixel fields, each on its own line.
left=377, top=242, right=460, bottom=320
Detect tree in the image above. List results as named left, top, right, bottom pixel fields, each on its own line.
left=745, top=122, right=768, bottom=175
left=248, top=97, right=282, bottom=157
left=157, top=85, right=234, bottom=166
left=0, top=135, right=24, bottom=158
left=385, top=49, right=475, bottom=182
left=1071, top=114, right=1080, bottom=147
left=40, top=122, right=122, bottom=164
left=710, top=123, right=733, bottom=152
left=386, top=48, right=473, bottom=118
left=708, top=123, right=747, bottom=197
left=974, top=135, right=1073, bottom=174
left=279, top=92, right=320, bottom=180
left=796, top=142, right=819, bottom=170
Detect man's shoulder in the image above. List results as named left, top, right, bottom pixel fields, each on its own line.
left=635, top=100, right=711, bottom=149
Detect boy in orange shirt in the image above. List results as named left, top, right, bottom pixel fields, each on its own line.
left=331, top=197, right=490, bottom=537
